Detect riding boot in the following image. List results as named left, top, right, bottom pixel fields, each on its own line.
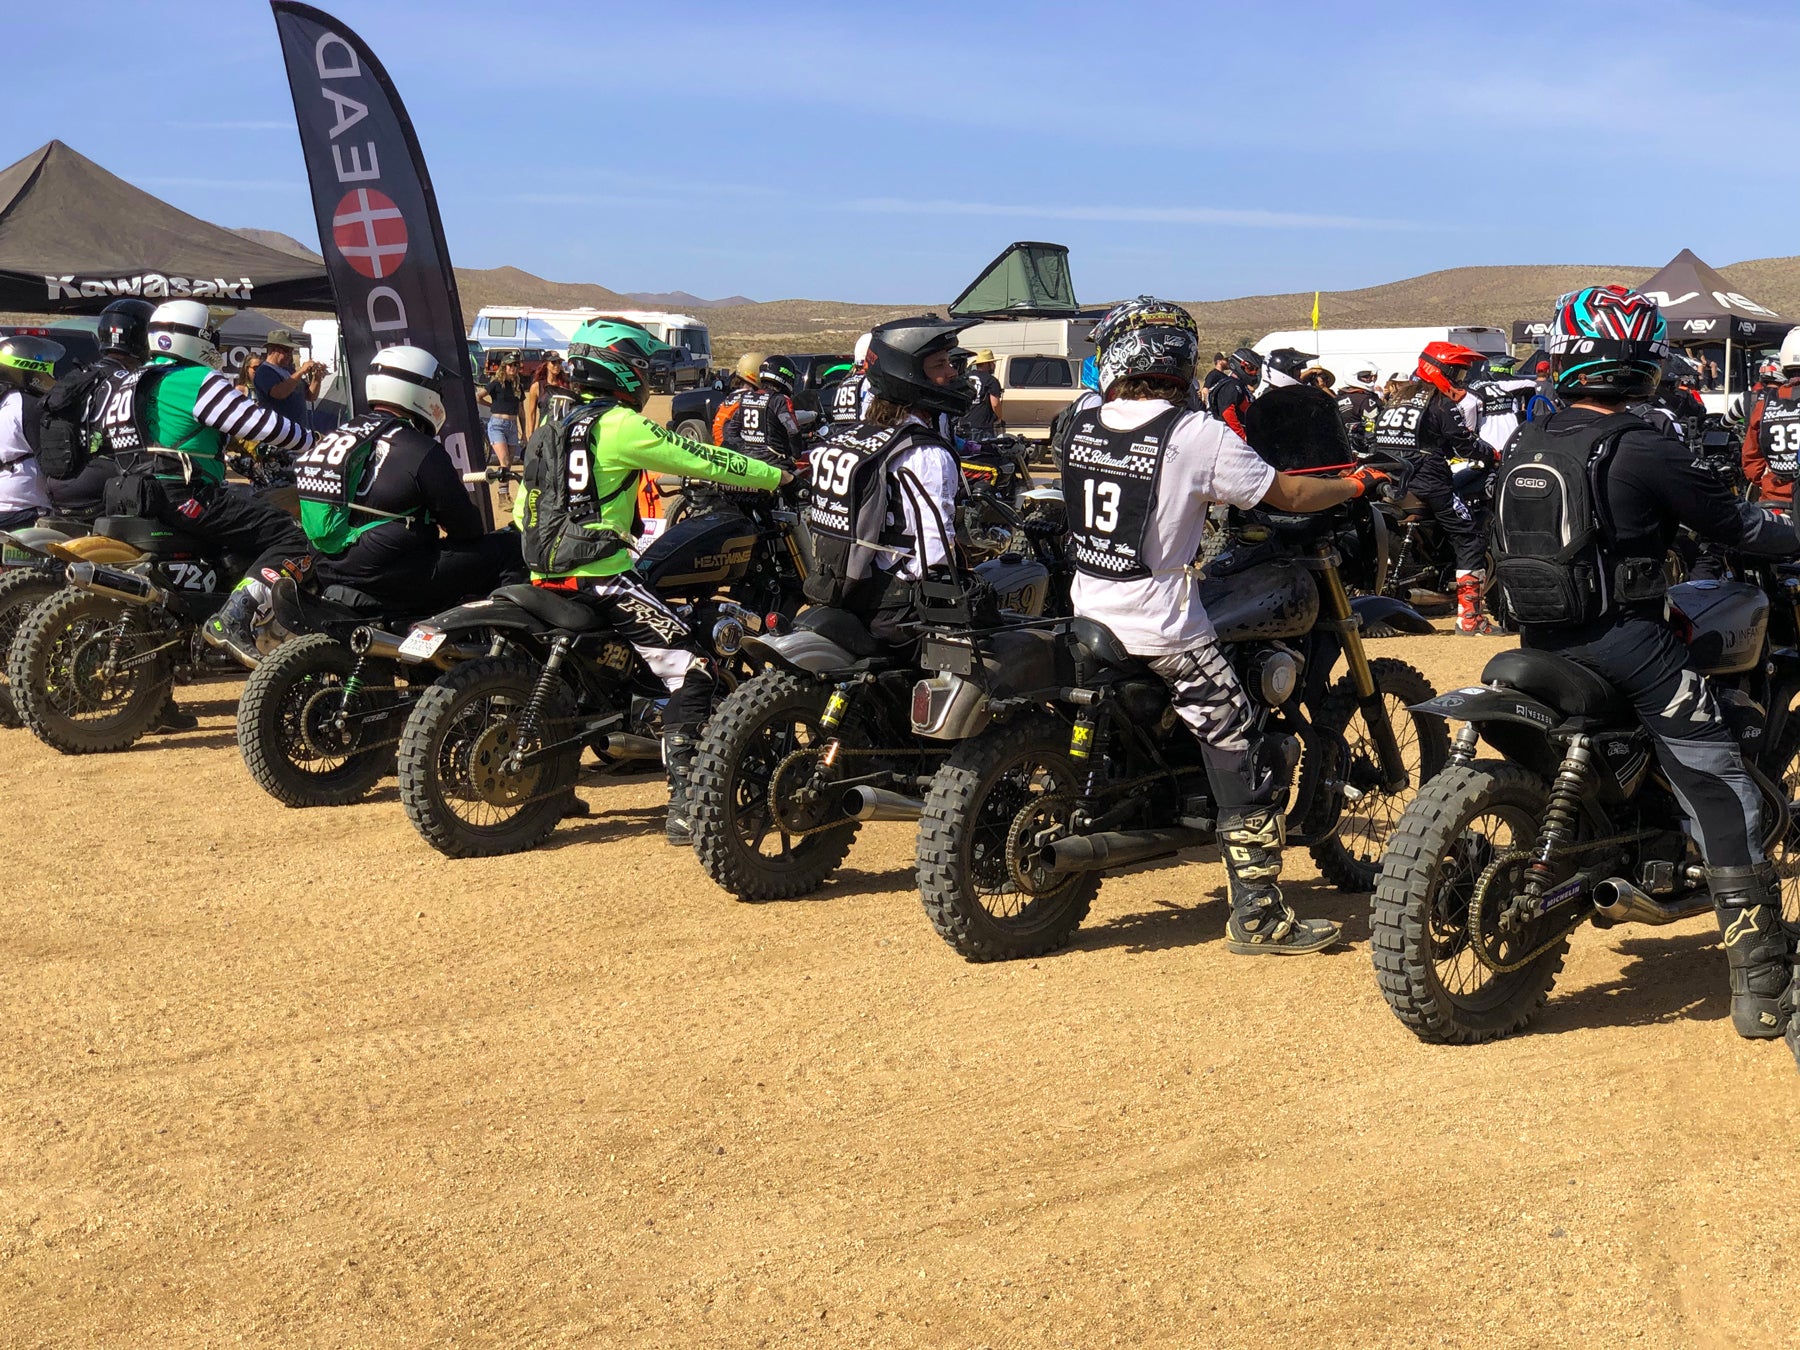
left=664, top=732, right=698, bottom=847
left=154, top=695, right=198, bottom=733
left=1709, top=862, right=1793, bottom=1040
left=202, top=578, right=269, bottom=670
left=1221, top=806, right=1340, bottom=956
left=1454, top=570, right=1492, bottom=635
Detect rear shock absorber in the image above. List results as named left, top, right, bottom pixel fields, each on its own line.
left=503, top=637, right=570, bottom=774
left=333, top=655, right=368, bottom=734
left=1511, top=735, right=1594, bottom=924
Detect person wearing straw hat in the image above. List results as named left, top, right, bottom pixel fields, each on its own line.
left=961, top=348, right=1003, bottom=438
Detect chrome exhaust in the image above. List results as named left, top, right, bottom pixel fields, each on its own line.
left=1048, top=826, right=1212, bottom=873
left=348, top=625, right=482, bottom=670
left=843, top=786, right=925, bottom=822
left=65, top=560, right=170, bottom=607
left=1592, top=877, right=1712, bottom=926
left=595, top=732, right=662, bottom=761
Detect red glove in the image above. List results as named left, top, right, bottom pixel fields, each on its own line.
left=1345, top=465, right=1391, bottom=500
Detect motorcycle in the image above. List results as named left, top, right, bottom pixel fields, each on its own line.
left=1376, top=457, right=1498, bottom=617
left=5, top=515, right=247, bottom=753
left=384, top=495, right=814, bottom=858
left=688, top=497, right=1066, bottom=903
left=0, top=518, right=99, bottom=725
left=908, top=495, right=1446, bottom=962
left=1370, top=550, right=1800, bottom=1044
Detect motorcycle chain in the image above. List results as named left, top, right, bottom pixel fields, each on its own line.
left=1464, top=845, right=1632, bottom=974
left=296, top=685, right=409, bottom=757
left=1006, top=794, right=1072, bottom=896
left=766, top=745, right=906, bottom=839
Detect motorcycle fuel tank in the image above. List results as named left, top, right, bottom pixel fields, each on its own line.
left=638, top=513, right=758, bottom=593
left=1197, top=560, right=1320, bottom=643
left=1667, top=579, right=1769, bottom=676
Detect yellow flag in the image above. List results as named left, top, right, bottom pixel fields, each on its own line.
left=1311, top=291, right=1321, bottom=330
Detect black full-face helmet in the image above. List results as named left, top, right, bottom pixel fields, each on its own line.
left=865, top=316, right=978, bottom=418
left=96, top=298, right=155, bottom=361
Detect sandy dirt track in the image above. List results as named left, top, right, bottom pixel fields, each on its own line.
left=5, top=625, right=1800, bottom=1348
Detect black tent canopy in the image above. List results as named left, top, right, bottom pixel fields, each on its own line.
left=1639, top=247, right=1788, bottom=346
left=0, top=140, right=333, bottom=314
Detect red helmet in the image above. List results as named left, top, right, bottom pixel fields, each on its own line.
left=1416, top=341, right=1483, bottom=398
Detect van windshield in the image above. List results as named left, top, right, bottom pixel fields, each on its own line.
left=670, top=327, right=710, bottom=359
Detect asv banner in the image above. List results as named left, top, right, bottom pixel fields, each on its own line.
left=269, top=1, right=489, bottom=524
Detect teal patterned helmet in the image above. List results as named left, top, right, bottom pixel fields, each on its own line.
left=1550, top=285, right=1669, bottom=400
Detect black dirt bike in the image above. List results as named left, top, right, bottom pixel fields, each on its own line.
left=688, top=511, right=1065, bottom=903
left=1370, top=553, right=1800, bottom=1044
left=0, top=518, right=93, bottom=725
left=1376, top=458, right=1500, bottom=618
left=387, top=504, right=812, bottom=858
left=909, top=498, right=1446, bottom=961
left=7, top=515, right=246, bottom=753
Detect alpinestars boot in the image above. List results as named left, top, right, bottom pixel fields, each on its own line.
left=1709, top=863, right=1793, bottom=1039
left=664, top=733, right=698, bottom=847
left=202, top=578, right=269, bottom=669
left=1454, top=570, right=1492, bottom=635
left=1221, top=807, right=1341, bottom=955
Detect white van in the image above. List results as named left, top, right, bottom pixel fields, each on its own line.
left=1254, top=326, right=1511, bottom=387
left=469, top=306, right=713, bottom=390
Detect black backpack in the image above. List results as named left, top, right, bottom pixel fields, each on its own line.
left=1492, top=411, right=1643, bottom=625
left=35, top=363, right=108, bottom=479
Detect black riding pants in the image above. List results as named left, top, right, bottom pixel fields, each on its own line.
left=1408, top=451, right=1487, bottom=574
left=316, top=530, right=525, bottom=614
left=159, top=480, right=314, bottom=586
left=1526, top=615, right=1762, bottom=868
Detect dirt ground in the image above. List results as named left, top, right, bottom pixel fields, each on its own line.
left=5, top=623, right=1800, bottom=1349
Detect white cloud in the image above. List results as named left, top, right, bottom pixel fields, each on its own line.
left=841, top=198, right=1418, bottom=231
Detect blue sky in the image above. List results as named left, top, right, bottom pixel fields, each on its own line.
left=7, top=0, right=1791, bottom=303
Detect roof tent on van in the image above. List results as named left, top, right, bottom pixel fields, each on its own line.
left=949, top=241, right=1085, bottom=319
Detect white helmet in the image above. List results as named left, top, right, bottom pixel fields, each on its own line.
left=365, top=345, right=447, bottom=432
left=852, top=331, right=872, bottom=367
left=146, top=299, right=221, bottom=367
left=1778, top=328, right=1800, bottom=376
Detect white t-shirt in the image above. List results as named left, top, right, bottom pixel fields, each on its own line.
left=877, top=415, right=961, bottom=581
left=0, top=391, right=49, bottom=516
left=1069, top=399, right=1275, bottom=656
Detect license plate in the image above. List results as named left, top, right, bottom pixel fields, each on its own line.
left=920, top=638, right=975, bottom=677
left=1, top=547, right=29, bottom=565
left=398, top=628, right=447, bottom=661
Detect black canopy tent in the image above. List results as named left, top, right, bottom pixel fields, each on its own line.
left=1638, top=247, right=1789, bottom=403
left=0, top=140, right=333, bottom=315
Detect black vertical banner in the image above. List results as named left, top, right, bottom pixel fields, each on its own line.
left=269, top=1, right=490, bottom=525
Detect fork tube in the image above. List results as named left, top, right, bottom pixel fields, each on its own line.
left=1316, top=545, right=1408, bottom=792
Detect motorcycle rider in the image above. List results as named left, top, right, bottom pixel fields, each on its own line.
left=44, top=298, right=154, bottom=521
left=826, top=332, right=874, bottom=428
left=1493, top=285, right=1800, bottom=1052
left=96, top=299, right=316, bottom=668
left=1061, top=297, right=1391, bottom=956
left=802, top=315, right=978, bottom=648
left=299, top=345, right=523, bottom=611
left=1206, top=347, right=1262, bottom=437
left=1467, top=359, right=1543, bottom=462
left=1740, top=328, right=1800, bottom=502
left=718, top=355, right=805, bottom=468
left=1370, top=340, right=1491, bottom=633
left=0, top=335, right=63, bottom=530
left=517, top=318, right=788, bottom=845
left=708, top=351, right=767, bottom=445
left=1336, top=365, right=1383, bottom=451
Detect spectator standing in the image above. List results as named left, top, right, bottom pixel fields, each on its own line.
left=962, top=348, right=1003, bottom=437
left=523, top=353, right=568, bottom=438
left=234, top=351, right=263, bottom=398
left=255, top=329, right=324, bottom=427
left=477, top=356, right=525, bottom=471
left=1203, top=352, right=1230, bottom=392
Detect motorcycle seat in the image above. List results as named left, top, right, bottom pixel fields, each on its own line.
left=795, top=605, right=885, bottom=658
left=1069, top=617, right=1149, bottom=676
left=1482, top=649, right=1631, bottom=724
left=93, top=515, right=211, bottom=557
left=493, top=583, right=611, bottom=633
left=318, top=585, right=389, bottom=616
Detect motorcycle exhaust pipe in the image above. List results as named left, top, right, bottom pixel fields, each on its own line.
left=1592, top=877, right=1712, bottom=927
left=64, top=559, right=169, bottom=607
left=1049, top=826, right=1212, bottom=873
left=843, top=786, right=925, bottom=822
left=348, top=625, right=483, bottom=670
left=595, top=732, right=662, bottom=761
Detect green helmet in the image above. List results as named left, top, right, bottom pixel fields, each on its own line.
left=0, top=334, right=66, bottom=396
left=566, top=319, right=656, bottom=405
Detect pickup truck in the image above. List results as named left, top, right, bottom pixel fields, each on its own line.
left=665, top=352, right=853, bottom=441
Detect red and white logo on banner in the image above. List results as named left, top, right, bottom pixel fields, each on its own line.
left=331, top=187, right=408, bottom=280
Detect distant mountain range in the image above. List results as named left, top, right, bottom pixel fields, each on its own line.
left=226, top=227, right=1799, bottom=365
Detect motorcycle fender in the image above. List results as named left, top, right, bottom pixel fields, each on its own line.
left=1412, top=683, right=1560, bottom=729
left=46, top=535, right=145, bottom=565
left=739, top=629, right=859, bottom=675
left=423, top=597, right=545, bottom=635
left=1, top=527, right=74, bottom=562
left=1351, top=593, right=1434, bottom=636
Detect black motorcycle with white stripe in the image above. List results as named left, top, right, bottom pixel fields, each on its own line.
left=909, top=499, right=1444, bottom=961
left=1370, top=558, right=1800, bottom=1043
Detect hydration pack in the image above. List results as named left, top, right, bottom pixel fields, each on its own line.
left=1492, top=411, right=1646, bottom=625
left=34, top=363, right=109, bottom=479
left=295, top=411, right=406, bottom=554
left=517, top=400, right=639, bottom=575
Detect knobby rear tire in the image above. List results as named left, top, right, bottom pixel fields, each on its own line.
left=237, top=633, right=398, bottom=808
left=9, top=586, right=173, bottom=755
left=0, top=567, right=64, bottom=727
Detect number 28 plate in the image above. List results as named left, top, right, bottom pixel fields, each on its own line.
left=398, top=628, right=447, bottom=660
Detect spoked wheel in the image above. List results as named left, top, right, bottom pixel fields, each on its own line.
left=916, top=715, right=1099, bottom=961
left=1371, top=762, right=1567, bottom=1043
left=690, top=670, right=863, bottom=901
left=237, top=633, right=406, bottom=807
left=0, top=567, right=63, bottom=727
left=396, top=655, right=579, bottom=857
left=1311, top=658, right=1449, bottom=892
left=8, top=587, right=174, bottom=754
